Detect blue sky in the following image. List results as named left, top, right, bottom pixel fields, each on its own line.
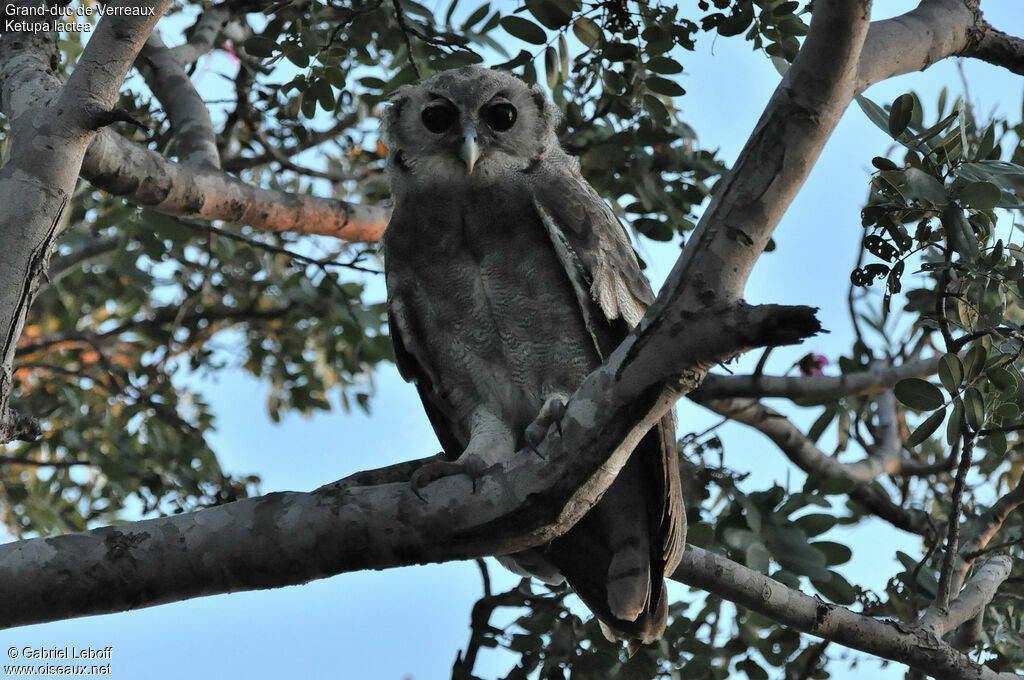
left=3, top=2, right=1023, bottom=679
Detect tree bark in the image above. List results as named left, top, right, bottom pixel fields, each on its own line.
left=0, top=0, right=170, bottom=444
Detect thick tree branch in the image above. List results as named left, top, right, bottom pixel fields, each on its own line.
left=137, top=32, right=221, bottom=169
left=0, top=301, right=819, bottom=629
left=168, top=5, right=232, bottom=66
left=0, top=12, right=386, bottom=244
left=80, top=127, right=388, bottom=242
left=650, top=0, right=870, bottom=345
left=963, top=22, right=1024, bottom=76
left=671, top=546, right=1017, bottom=680
left=856, top=0, right=977, bottom=92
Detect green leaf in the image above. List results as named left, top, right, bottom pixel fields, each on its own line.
left=399, top=0, right=434, bottom=21
left=646, top=56, right=683, bottom=74
left=737, top=658, right=769, bottom=680
left=793, top=513, right=837, bottom=537
left=525, top=0, right=571, bottom=29
left=602, top=42, right=638, bottom=61
left=812, top=570, right=858, bottom=605
left=947, top=398, right=964, bottom=445
left=894, top=378, right=945, bottom=411
left=544, top=46, right=558, bottom=87
left=856, top=95, right=890, bottom=136
left=988, top=367, right=1019, bottom=392
left=643, top=94, right=669, bottom=124
left=444, top=0, right=460, bottom=25
left=811, top=541, right=853, bottom=566
left=244, top=36, right=280, bottom=57
left=938, top=353, right=964, bottom=393
left=558, top=33, right=569, bottom=77
left=984, top=431, right=1008, bottom=457
left=957, top=160, right=1024, bottom=200
left=872, top=156, right=899, bottom=171
left=807, top=404, right=837, bottom=443
left=963, top=386, right=985, bottom=430
left=888, top=93, right=914, bottom=138
left=461, top=3, right=490, bottom=29
left=904, top=167, right=947, bottom=206
left=572, top=16, right=601, bottom=47
left=941, top=204, right=979, bottom=260
left=958, top=181, right=1002, bottom=210
left=645, top=75, right=685, bottom=97
left=602, top=69, right=627, bottom=94
left=746, top=542, right=771, bottom=573
left=500, top=16, right=547, bottom=44
left=963, top=345, right=987, bottom=381
left=312, top=79, right=335, bottom=111
left=907, top=407, right=946, bottom=447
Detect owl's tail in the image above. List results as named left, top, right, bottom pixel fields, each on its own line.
left=547, top=412, right=685, bottom=651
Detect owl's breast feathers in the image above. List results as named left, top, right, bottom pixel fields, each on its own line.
left=383, top=162, right=685, bottom=650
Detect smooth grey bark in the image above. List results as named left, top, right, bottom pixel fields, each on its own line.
left=0, top=0, right=170, bottom=443
left=137, top=32, right=221, bottom=169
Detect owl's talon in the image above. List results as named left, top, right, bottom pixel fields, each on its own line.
left=409, top=455, right=489, bottom=497
left=524, top=394, right=570, bottom=448
left=525, top=442, right=546, bottom=461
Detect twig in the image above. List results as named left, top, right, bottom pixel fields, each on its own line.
left=0, top=455, right=92, bottom=468
left=935, top=434, right=974, bottom=609
left=174, top=218, right=381, bottom=274
left=391, top=0, right=421, bottom=79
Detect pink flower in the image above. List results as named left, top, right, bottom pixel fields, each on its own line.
left=797, top=353, right=829, bottom=377
left=223, top=40, right=241, bottom=66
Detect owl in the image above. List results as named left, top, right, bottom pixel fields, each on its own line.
left=381, top=66, right=685, bottom=652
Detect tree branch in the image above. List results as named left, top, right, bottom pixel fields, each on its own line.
left=80, top=127, right=388, bottom=242
left=916, top=555, right=1013, bottom=639
left=963, top=21, right=1024, bottom=76
left=697, top=396, right=943, bottom=538
left=0, top=300, right=819, bottom=629
left=0, top=0, right=170, bottom=445
left=692, top=355, right=944, bottom=401
left=43, top=235, right=121, bottom=288
left=137, top=32, right=221, bottom=169
left=950, top=474, right=1024, bottom=595
left=856, top=0, right=977, bottom=92
left=168, top=5, right=232, bottom=66
left=672, top=546, right=1018, bottom=680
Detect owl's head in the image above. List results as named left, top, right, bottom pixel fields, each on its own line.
left=382, top=66, right=562, bottom=188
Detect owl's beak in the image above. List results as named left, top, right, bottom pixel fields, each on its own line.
left=461, top=125, right=479, bottom=174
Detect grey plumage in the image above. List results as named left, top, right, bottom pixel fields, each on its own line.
left=381, top=66, right=685, bottom=650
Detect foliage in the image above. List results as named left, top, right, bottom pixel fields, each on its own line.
left=2, top=0, right=1023, bottom=678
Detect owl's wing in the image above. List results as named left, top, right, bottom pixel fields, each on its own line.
left=531, top=162, right=655, bottom=333
left=382, top=231, right=465, bottom=458
left=531, top=160, right=686, bottom=602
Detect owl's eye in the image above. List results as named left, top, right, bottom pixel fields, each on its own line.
left=482, top=102, right=517, bottom=132
left=421, top=104, right=458, bottom=134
